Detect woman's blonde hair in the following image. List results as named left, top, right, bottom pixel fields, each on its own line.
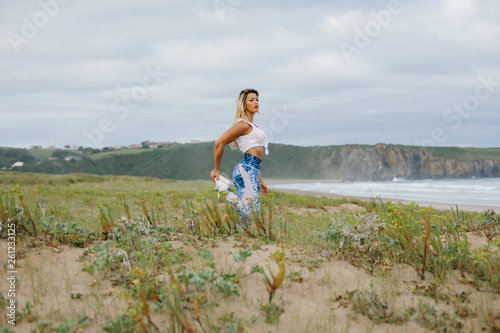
left=230, top=88, right=259, bottom=149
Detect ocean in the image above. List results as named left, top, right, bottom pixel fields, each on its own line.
left=271, top=178, right=500, bottom=208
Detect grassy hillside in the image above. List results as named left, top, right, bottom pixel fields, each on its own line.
left=88, top=147, right=155, bottom=160
left=425, top=146, right=500, bottom=162
left=5, top=143, right=500, bottom=180
left=17, top=143, right=346, bottom=180
left=26, top=148, right=59, bottom=160
left=0, top=147, right=35, bottom=168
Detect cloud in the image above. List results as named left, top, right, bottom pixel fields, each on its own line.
left=1, top=0, right=499, bottom=149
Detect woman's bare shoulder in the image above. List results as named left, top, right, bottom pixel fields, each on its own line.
left=232, top=119, right=251, bottom=131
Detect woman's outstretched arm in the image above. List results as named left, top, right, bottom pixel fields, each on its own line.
left=210, top=121, right=250, bottom=182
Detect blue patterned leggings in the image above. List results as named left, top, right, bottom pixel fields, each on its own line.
left=224, top=153, right=262, bottom=225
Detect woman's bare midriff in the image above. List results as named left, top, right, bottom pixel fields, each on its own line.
left=244, top=146, right=264, bottom=159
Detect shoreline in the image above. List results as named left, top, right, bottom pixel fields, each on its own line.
left=266, top=179, right=497, bottom=213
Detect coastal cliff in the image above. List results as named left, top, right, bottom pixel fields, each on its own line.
left=323, top=144, right=500, bottom=181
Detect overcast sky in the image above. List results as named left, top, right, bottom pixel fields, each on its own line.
left=1, top=0, right=499, bottom=149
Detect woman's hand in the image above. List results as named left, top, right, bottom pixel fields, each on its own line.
left=260, top=182, right=268, bottom=196
left=260, top=180, right=268, bottom=196
left=210, top=169, right=219, bottom=183
left=258, top=172, right=268, bottom=195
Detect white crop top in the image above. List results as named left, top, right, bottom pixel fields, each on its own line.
left=235, top=119, right=269, bottom=155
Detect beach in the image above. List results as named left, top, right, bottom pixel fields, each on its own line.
left=2, top=173, right=500, bottom=332
left=267, top=179, right=498, bottom=213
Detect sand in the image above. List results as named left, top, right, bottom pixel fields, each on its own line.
left=3, top=233, right=499, bottom=332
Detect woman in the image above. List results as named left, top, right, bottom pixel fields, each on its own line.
left=210, top=88, right=269, bottom=225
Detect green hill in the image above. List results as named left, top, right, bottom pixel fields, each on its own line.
left=4, top=143, right=500, bottom=181
left=0, top=147, right=36, bottom=168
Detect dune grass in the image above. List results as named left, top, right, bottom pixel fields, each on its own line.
left=0, top=171, right=499, bottom=332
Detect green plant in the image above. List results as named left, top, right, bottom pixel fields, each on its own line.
left=77, top=309, right=90, bottom=329
left=286, top=270, right=304, bottom=283
left=53, top=221, right=97, bottom=247
left=261, top=301, right=283, bottom=324
left=98, top=201, right=115, bottom=235
left=251, top=249, right=286, bottom=303
left=178, top=268, right=240, bottom=298
left=252, top=192, right=275, bottom=238
left=214, top=274, right=240, bottom=298
left=36, top=319, right=52, bottom=333
left=55, top=317, right=75, bottom=333
left=197, top=248, right=216, bottom=268
left=339, top=288, right=415, bottom=324
left=178, top=269, right=215, bottom=289
left=233, top=248, right=252, bottom=263
left=101, top=313, right=137, bottom=333
left=159, top=283, right=197, bottom=333
left=18, top=192, right=38, bottom=237
left=0, top=192, right=19, bottom=224
left=218, top=312, right=245, bottom=333
left=0, top=185, right=42, bottom=238
left=415, top=302, right=463, bottom=331
left=197, top=192, right=232, bottom=235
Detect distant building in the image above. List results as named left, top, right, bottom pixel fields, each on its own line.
left=114, top=144, right=125, bottom=150
left=47, top=146, right=56, bottom=150
left=64, top=156, right=78, bottom=161
left=157, top=141, right=171, bottom=148
left=30, top=145, right=43, bottom=149
left=190, top=140, right=200, bottom=144
left=129, top=141, right=174, bottom=148
left=12, top=161, right=24, bottom=167
left=49, top=156, right=58, bottom=161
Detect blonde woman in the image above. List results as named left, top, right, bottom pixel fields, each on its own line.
left=210, top=88, right=269, bottom=225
